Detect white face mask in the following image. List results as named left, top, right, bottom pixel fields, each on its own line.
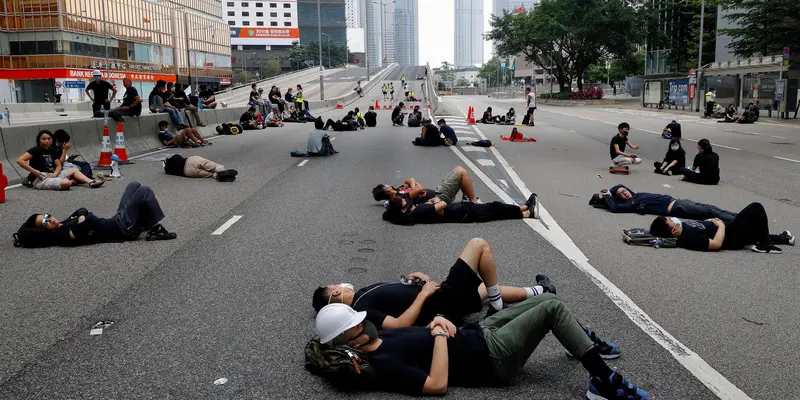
left=328, top=283, right=354, bottom=304
left=670, top=217, right=683, bottom=229
left=670, top=146, right=680, bottom=151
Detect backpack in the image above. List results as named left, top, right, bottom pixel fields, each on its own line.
left=468, top=140, right=493, bottom=147
left=163, top=154, right=187, bottom=176
left=589, top=193, right=610, bottom=209
left=622, top=228, right=677, bottom=248
left=310, top=135, right=338, bottom=157
left=13, top=208, right=88, bottom=248
left=304, top=338, right=373, bottom=391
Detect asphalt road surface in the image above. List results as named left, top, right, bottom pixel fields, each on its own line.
left=1, top=81, right=798, bottom=399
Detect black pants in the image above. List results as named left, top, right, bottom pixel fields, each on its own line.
left=445, top=202, right=523, bottom=223
left=668, top=199, right=737, bottom=223
left=681, top=168, right=719, bottom=185
left=723, top=202, right=785, bottom=249
left=413, top=136, right=441, bottom=146
left=92, top=102, right=111, bottom=114
left=112, top=182, right=166, bottom=238
left=393, top=114, right=405, bottom=125
left=705, top=101, right=714, bottom=117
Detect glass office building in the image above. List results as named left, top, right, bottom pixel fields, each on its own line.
left=297, top=0, right=346, bottom=47
left=0, top=0, right=232, bottom=103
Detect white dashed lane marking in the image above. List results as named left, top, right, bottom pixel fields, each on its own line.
left=298, top=160, right=309, bottom=166
left=211, top=215, right=243, bottom=235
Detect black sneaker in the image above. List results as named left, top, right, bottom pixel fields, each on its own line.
left=750, top=243, right=782, bottom=254
left=780, top=230, right=795, bottom=246
left=535, top=274, right=557, bottom=295
left=216, top=169, right=238, bottom=182
left=485, top=303, right=508, bottom=319
left=525, top=193, right=540, bottom=219
left=587, top=371, right=653, bottom=400
left=567, top=328, right=621, bottom=360
left=461, top=195, right=481, bottom=203
left=145, top=224, right=177, bottom=241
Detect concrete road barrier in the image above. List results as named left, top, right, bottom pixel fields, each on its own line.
left=0, top=127, right=23, bottom=181
left=116, top=118, right=149, bottom=154
left=67, top=119, right=104, bottom=163
left=2, top=125, right=42, bottom=179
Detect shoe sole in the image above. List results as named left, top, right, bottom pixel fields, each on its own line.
left=566, top=350, right=620, bottom=360
left=749, top=245, right=782, bottom=254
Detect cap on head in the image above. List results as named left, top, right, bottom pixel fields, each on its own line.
left=92, top=69, right=102, bottom=76
left=315, top=303, right=366, bottom=344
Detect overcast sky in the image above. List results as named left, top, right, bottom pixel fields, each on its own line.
left=418, top=0, right=493, bottom=68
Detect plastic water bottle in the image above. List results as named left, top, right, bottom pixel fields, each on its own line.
left=649, top=239, right=663, bottom=247
left=4, top=107, right=9, bottom=125
left=198, top=97, right=203, bottom=111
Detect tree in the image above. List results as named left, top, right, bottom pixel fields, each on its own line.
left=487, top=0, right=641, bottom=91
left=263, top=57, right=281, bottom=78
left=478, top=57, right=502, bottom=87
left=232, top=70, right=254, bottom=85
left=586, top=51, right=644, bottom=83
left=718, top=0, right=800, bottom=58
left=643, top=0, right=720, bottom=73
left=455, top=77, right=471, bottom=87
left=439, top=61, right=455, bottom=82
left=288, top=41, right=352, bottom=68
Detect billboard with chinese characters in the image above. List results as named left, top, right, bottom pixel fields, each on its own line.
left=230, top=27, right=301, bottom=46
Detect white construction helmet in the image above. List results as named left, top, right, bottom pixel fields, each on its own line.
left=316, top=303, right=366, bottom=344
left=91, top=69, right=102, bottom=76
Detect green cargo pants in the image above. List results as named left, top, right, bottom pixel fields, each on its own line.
left=480, top=293, right=594, bottom=385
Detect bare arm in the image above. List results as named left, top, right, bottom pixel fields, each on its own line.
left=629, top=143, right=640, bottom=150
left=85, top=88, right=94, bottom=101
left=381, top=282, right=438, bottom=329
left=16, top=152, right=41, bottom=176
left=421, top=332, right=449, bottom=395
left=120, top=95, right=141, bottom=110
left=614, top=143, right=628, bottom=157
left=403, top=178, right=416, bottom=187
left=707, top=220, right=725, bottom=250
left=110, top=87, right=117, bottom=100
left=409, top=183, right=425, bottom=200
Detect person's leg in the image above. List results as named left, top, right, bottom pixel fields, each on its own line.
left=680, top=168, right=703, bottom=183
left=113, top=182, right=167, bottom=236
left=669, top=199, right=737, bottom=223
left=457, top=238, right=536, bottom=305
left=725, top=202, right=770, bottom=249
left=166, top=108, right=184, bottom=125
left=188, top=105, right=204, bottom=126
left=184, top=156, right=222, bottom=178
left=206, top=102, right=217, bottom=109
left=324, top=119, right=335, bottom=130
left=191, top=128, right=205, bottom=143
left=612, top=155, right=632, bottom=166
left=61, top=167, right=93, bottom=184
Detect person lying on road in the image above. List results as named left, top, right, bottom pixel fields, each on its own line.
left=311, top=296, right=648, bottom=398
left=163, top=154, right=238, bottom=182
left=382, top=194, right=539, bottom=225
left=649, top=202, right=794, bottom=254
left=17, top=129, right=104, bottom=190
left=593, top=184, right=737, bottom=222
left=372, top=166, right=480, bottom=205
left=158, top=120, right=207, bottom=147
left=18, top=181, right=177, bottom=247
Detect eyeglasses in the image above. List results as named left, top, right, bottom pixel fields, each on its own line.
left=42, top=214, right=51, bottom=226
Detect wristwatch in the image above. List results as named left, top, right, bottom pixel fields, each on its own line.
left=433, top=331, right=449, bottom=339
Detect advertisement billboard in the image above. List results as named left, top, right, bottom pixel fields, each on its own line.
left=668, top=79, right=690, bottom=106
left=230, top=27, right=300, bottom=46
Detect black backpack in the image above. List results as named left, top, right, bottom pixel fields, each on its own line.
left=304, top=338, right=373, bottom=391
left=164, top=154, right=187, bottom=176
left=310, top=136, right=339, bottom=157
left=13, top=208, right=88, bottom=248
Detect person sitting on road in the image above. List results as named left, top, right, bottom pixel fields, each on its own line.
left=412, top=118, right=442, bottom=147
left=353, top=107, right=366, bottom=128
left=157, top=120, right=207, bottom=147
left=649, top=202, right=794, bottom=254
left=365, top=106, right=378, bottom=127
left=149, top=80, right=186, bottom=128
left=718, top=104, right=738, bottom=123
left=372, top=167, right=480, bottom=205
left=264, top=106, right=284, bottom=127
left=323, top=116, right=358, bottom=132
left=391, top=102, right=406, bottom=126
left=312, top=238, right=559, bottom=327
left=654, top=138, right=685, bottom=175
left=170, top=83, right=205, bottom=127
left=162, top=154, right=237, bottom=182
left=268, top=86, right=283, bottom=114
left=662, top=120, right=681, bottom=139
left=240, top=106, right=262, bottom=130
left=610, top=122, right=641, bottom=167
left=383, top=193, right=539, bottom=225
left=198, top=85, right=217, bottom=109
left=19, top=182, right=177, bottom=247
left=505, top=108, right=516, bottom=125
left=307, top=118, right=339, bottom=156
left=438, top=119, right=458, bottom=146
left=480, top=107, right=503, bottom=124
left=751, top=100, right=760, bottom=121
left=340, top=111, right=361, bottom=130
left=408, top=91, right=417, bottom=102
left=736, top=103, right=757, bottom=124
left=354, top=81, right=363, bottom=97
left=17, top=130, right=104, bottom=190
left=594, top=184, right=737, bottom=222
left=681, top=138, right=720, bottom=185
left=113, top=77, right=142, bottom=118
left=310, top=293, right=649, bottom=398
left=407, top=106, right=423, bottom=127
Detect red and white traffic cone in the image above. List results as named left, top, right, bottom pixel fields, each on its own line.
left=113, top=121, right=130, bottom=163
left=97, top=123, right=113, bottom=167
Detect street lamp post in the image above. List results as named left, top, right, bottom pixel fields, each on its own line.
left=695, top=0, right=705, bottom=112
left=101, top=0, right=109, bottom=77
left=317, top=0, right=325, bottom=100
left=321, top=32, right=331, bottom=68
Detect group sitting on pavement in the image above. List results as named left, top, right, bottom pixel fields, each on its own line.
left=17, top=130, right=104, bottom=190
left=149, top=79, right=187, bottom=129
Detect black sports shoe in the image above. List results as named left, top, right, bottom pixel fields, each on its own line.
left=216, top=169, right=238, bottom=182
left=462, top=195, right=481, bottom=203
left=750, top=243, right=782, bottom=254
left=525, top=193, right=540, bottom=219
left=535, top=274, right=557, bottom=295
left=780, top=230, right=795, bottom=246
left=485, top=303, right=507, bottom=319
left=145, top=224, right=177, bottom=241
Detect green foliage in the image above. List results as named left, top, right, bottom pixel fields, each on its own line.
left=587, top=52, right=643, bottom=83
left=486, top=0, right=642, bottom=91
left=644, top=0, right=720, bottom=73
left=719, top=0, right=800, bottom=58
left=289, top=41, right=352, bottom=68
left=478, top=57, right=502, bottom=87
left=263, top=57, right=281, bottom=78
left=232, top=70, right=255, bottom=85
left=438, top=61, right=455, bottom=82
left=455, top=77, right=471, bottom=87
left=544, top=92, right=573, bottom=99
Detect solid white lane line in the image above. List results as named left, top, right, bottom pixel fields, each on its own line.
left=450, top=104, right=751, bottom=400
left=774, top=156, right=800, bottom=163
left=681, top=138, right=741, bottom=151
left=770, top=135, right=787, bottom=139
left=4, top=183, right=22, bottom=190
left=639, top=128, right=660, bottom=134
left=461, top=146, right=486, bottom=152
left=298, top=160, right=309, bottom=166
left=211, top=215, right=242, bottom=235
left=477, top=159, right=495, bottom=167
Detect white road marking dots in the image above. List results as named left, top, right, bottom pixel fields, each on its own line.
left=499, top=179, right=509, bottom=188
left=211, top=215, right=243, bottom=235
left=461, top=146, right=486, bottom=153
left=682, top=138, right=741, bottom=151
left=477, top=159, right=495, bottom=167
left=771, top=135, right=787, bottom=139
left=298, top=160, right=309, bottom=167
left=452, top=103, right=751, bottom=400
left=774, top=156, right=800, bottom=163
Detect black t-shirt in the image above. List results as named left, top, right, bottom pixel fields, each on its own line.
left=666, top=122, right=682, bottom=138
left=368, top=325, right=491, bottom=395
left=391, top=106, right=402, bottom=119
left=395, top=185, right=436, bottom=204
left=249, top=90, right=259, bottom=102
left=677, top=220, right=718, bottom=251
left=663, top=149, right=685, bottom=168
left=610, top=134, right=628, bottom=159
left=121, top=87, right=142, bottom=115
left=201, top=89, right=214, bottom=101
left=352, top=283, right=429, bottom=329
left=365, top=111, right=377, bottom=127
left=56, top=212, right=125, bottom=246
left=26, top=146, right=59, bottom=173
left=86, top=80, right=113, bottom=104
left=422, top=124, right=440, bottom=145
left=240, top=112, right=254, bottom=124
left=170, top=91, right=189, bottom=109
left=692, top=151, right=720, bottom=181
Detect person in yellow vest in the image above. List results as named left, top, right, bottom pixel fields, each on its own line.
left=295, top=84, right=305, bottom=114
left=704, top=87, right=716, bottom=119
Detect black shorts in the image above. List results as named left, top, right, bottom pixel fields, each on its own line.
left=422, top=258, right=483, bottom=323
left=528, top=107, right=536, bottom=114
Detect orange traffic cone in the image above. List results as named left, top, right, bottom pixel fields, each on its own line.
left=375, top=99, right=380, bottom=110
left=467, top=106, right=476, bottom=125
left=336, top=98, right=343, bottom=109
left=0, top=162, right=8, bottom=203
left=113, top=121, right=130, bottom=163
left=426, top=99, right=431, bottom=109
left=97, top=123, right=113, bottom=167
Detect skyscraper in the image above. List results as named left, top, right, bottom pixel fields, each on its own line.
left=345, top=0, right=364, bottom=29
left=365, top=0, right=383, bottom=68
left=394, top=0, right=419, bottom=66
left=297, top=0, right=347, bottom=45
left=491, top=0, right=538, bottom=54
left=454, top=0, right=483, bottom=68
left=382, top=1, right=396, bottom=64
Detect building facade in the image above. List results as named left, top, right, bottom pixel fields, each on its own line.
left=491, top=0, right=537, bottom=55
left=454, top=0, right=483, bottom=68
left=224, top=0, right=300, bottom=76
left=365, top=0, right=382, bottom=68
left=345, top=0, right=362, bottom=29
left=393, top=0, right=418, bottom=66
left=0, top=0, right=232, bottom=103
left=297, top=0, right=346, bottom=46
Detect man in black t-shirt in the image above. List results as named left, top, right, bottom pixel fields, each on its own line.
left=412, top=118, right=442, bottom=146
left=609, top=122, right=641, bottom=167
left=84, top=69, right=116, bottom=115
left=371, top=166, right=479, bottom=205
left=313, top=238, right=556, bottom=329
left=391, top=102, right=406, bottom=126
left=649, top=202, right=794, bottom=254
left=199, top=85, right=217, bottom=109
left=364, top=106, right=378, bottom=127
left=662, top=120, right=681, bottom=139
left=113, top=78, right=141, bottom=117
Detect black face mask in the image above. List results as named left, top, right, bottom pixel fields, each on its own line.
left=331, top=319, right=379, bottom=347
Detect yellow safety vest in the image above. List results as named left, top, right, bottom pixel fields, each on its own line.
left=297, top=90, right=303, bottom=102
left=705, top=91, right=713, bottom=102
